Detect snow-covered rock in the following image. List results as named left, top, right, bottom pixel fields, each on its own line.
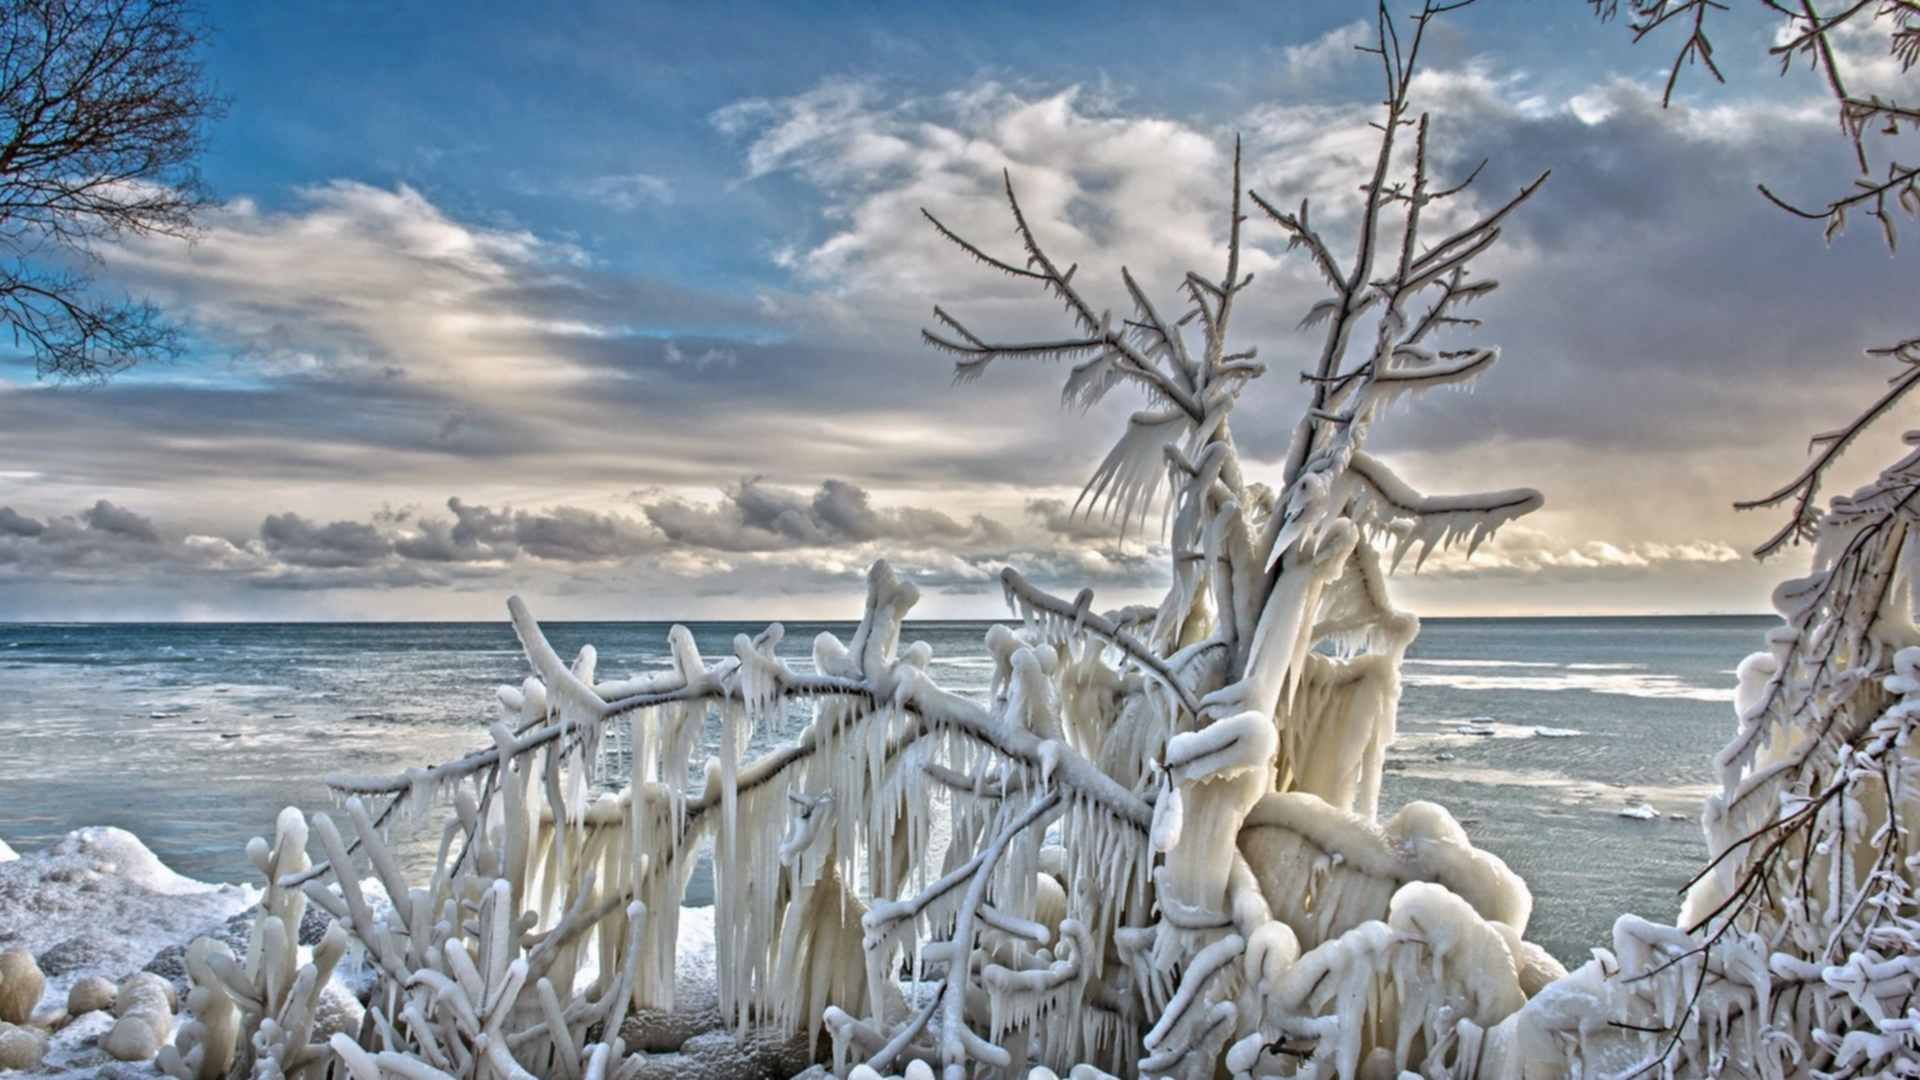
left=0, top=827, right=255, bottom=1019
left=104, top=972, right=173, bottom=1061
left=0, top=948, right=44, bottom=1024
left=64, top=976, right=113, bottom=1017
left=0, top=1021, right=47, bottom=1070
left=0, top=829, right=253, bottom=1075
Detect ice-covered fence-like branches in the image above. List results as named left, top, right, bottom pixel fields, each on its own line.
left=154, top=3, right=1581, bottom=1078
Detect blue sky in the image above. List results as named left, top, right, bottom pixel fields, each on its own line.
left=192, top=2, right=1770, bottom=287
left=0, top=1, right=1908, bottom=620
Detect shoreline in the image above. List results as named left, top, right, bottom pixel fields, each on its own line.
left=0, top=826, right=740, bottom=1077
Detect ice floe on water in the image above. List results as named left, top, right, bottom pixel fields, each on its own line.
left=1401, top=717, right=1588, bottom=742
left=1405, top=658, right=1560, bottom=668
left=1385, top=762, right=1715, bottom=816
left=1402, top=665, right=1734, bottom=702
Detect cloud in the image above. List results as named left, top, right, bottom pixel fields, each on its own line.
left=662, top=341, right=738, bottom=370
left=715, top=77, right=1238, bottom=314
left=510, top=505, right=657, bottom=561
left=0, top=477, right=1179, bottom=618
left=643, top=476, right=994, bottom=553
left=0, top=501, right=251, bottom=587
left=3, top=29, right=1901, bottom=618
left=260, top=512, right=392, bottom=568
left=1420, top=525, right=1743, bottom=580
left=0, top=507, right=45, bottom=537
left=393, top=497, right=516, bottom=563
left=1281, top=20, right=1371, bottom=84
left=81, top=500, right=160, bottom=543
left=573, top=172, right=673, bottom=210
left=1025, top=497, right=1123, bottom=542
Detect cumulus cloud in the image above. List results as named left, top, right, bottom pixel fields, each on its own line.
left=511, top=505, right=657, bottom=562
left=1421, top=525, right=1744, bottom=579
left=392, top=498, right=517, bottom=563
left=2, top=26, right=1897, bottom=617
left=80, top=500, right=161, bottom=543
left=260, top=513, right=392, bottom=568
left=0, top=501, right=239, bottom=586
left=643, top=477, right=999, bottom=553
left=0, top=507, right=46, bottom=538
left=0, top=478, right=1177, bottom=616
left=1281, top=20, right=1371, bottom=84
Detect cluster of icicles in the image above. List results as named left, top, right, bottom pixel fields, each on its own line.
left=1537, top=445, right=1920, bottom=1079
left=154, top=546, right=1673, bottom=1080
left=142, top=510, right=1920, bottom=1079
left=141, top=48, right=1920, bottom=1074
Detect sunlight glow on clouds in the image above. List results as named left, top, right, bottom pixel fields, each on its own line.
left=0, top=10, right=1902, bottom=619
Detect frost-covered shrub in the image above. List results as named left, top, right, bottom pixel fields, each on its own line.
left=159, top=2, right=1794, bottom=1077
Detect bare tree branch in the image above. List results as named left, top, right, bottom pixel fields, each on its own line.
left=0, top=0, right=222, bottom=379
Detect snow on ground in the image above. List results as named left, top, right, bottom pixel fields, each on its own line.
left=0, top=827, right=257, bottom=1003
left=0, top=826, right=787, bottom=1078
left=0, top=827, right=259, bottom=1076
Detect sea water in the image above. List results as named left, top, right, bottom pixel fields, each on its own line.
left=0, top=615, right=1764, bottom=966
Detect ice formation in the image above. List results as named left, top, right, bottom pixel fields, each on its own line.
left=0, top=4, right=1898, bottom=1078
left=1451, top=387, right=1920, bottom=1078
left=0, top=824, right=263, bottom=1076
left=135, top=6, right=1607, bottom=1078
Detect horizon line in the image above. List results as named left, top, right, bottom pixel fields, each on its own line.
left=0, top=611, right=1778, bottom=626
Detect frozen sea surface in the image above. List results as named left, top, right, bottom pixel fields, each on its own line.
left=0, top=615, right=1768, bottom=966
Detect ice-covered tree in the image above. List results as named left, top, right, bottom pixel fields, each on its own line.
left=152, top=3, right=1592, bottom=1078
left=1452, top=5, right=1920, bottom=1078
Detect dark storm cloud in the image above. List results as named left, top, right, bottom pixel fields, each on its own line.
left=80, top=500, right=161, bottom=543
left=643, top=477, right=1000, bottom=553
left=0, top=507, right=45, bottom=537
left=511, top=505, right=656, bottom=561
left=260, top=513, right=392, bottom=568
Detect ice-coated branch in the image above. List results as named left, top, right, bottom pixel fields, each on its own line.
left=936, top=790, right=1062, bottom=1080
left=1736, top=337, right=1920, bottom=557
left=998, top=567, right=1203, bottom=715
left=921, top=172, right=1206, bottom=423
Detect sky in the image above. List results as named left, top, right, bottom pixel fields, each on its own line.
left=0, top=1, right=1910, bottom=621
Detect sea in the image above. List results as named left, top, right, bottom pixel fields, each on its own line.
left=0, top=615, right=1766, bottom=968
